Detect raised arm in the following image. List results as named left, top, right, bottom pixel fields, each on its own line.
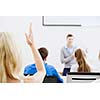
left=25, top=23, right=46, bottom=83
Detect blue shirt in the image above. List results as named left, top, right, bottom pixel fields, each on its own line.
left=24, top=63, right=64, bottom=83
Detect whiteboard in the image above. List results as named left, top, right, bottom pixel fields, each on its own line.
left=43, top=16, right=100, bottom=26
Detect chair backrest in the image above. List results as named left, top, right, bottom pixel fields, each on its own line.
left=67, top=72, right=100, bottom=83
left=43, top=76, right=58, bottom=83
left=24, top=74, right=58, bottom=83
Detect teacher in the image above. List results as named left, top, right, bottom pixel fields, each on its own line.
left=60, top=33, right=77, bottom=76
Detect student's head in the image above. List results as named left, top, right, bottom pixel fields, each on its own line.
left=66, top=33, right=74, bottom=46
left=0, top=32, right=21, bottom=83
left=75, top=48, right=91, bottom=72
left=75, top=48, right=86, bottom=60
left=98, top=50, right=100, bottom=61
left=38, top=47, right=48, bottom=61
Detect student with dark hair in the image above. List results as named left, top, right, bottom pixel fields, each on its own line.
left=60, top=33, right=77, bottom=76
left=24, top=47, right=63, bottom=83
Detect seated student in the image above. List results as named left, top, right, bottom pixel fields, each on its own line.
left=24, top=47, right=64, bottom=83
left=0, top=23, right=46, bottom=83
left=92, top=51, right=100, bottom=83
left=98, top=50, right=100, bottom=61
left=72, top=48, right=91, bottom=72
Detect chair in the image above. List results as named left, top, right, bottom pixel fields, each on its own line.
left=67, top=72, right=100, bottom=83
left=43, top=76, right=58, bottom=83
left=24, top=74, right=58, bottom=83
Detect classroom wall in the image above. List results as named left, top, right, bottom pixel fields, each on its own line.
left=0, top=16, right=100, bottom=72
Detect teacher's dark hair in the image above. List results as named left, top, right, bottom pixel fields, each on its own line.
left=66, top=34, right=74, bottom=39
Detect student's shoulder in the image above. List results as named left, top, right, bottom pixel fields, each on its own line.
left=24, top=64, right=36, bottom=70
left=46, top=64, right=54, bottom=68
left=46, top=64, right=57, bottom=71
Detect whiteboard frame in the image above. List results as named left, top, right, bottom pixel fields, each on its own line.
left=42, top=16, right=82, bottom=27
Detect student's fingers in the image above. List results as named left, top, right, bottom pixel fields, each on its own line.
left=29, top=23, right=34, bottom=43
left=25, top=33, right=29, bottom=42
left=29, top=23, right=33, bottom=35
left=25, top=33, right=28, bottom=39
left=25, top=23, right=35, bottom=46
left=25, top=33, right=32, bottom=45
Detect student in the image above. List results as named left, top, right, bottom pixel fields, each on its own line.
left=24, top=47, right=63, bottom=83
left=98, top=50, right=100, bottom=61
left=60, top=33, right=77, bottom=76
left=0, top=23, right=46, bottom=83
left=74, top=48, right=91, bottom=72
left=92, top=50, right=100, bottom=83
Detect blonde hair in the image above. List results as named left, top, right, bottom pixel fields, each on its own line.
left=0, top=32, right=21, bottom=83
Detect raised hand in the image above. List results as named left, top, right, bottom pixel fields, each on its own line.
left=25, top=23, right=35, bottom=47
left=24, top=23, right=46, bottom=83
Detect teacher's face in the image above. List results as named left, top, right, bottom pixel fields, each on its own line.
left=67, top=36, right=74, bottom=45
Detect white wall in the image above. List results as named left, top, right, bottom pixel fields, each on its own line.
left=0, top=16, right=100, bottom=72
left=44, top=16, right=100, bottom=26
